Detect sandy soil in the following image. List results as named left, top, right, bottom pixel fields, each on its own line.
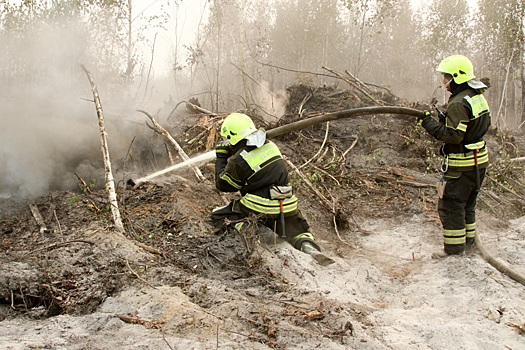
left=1, top=211, right=524, bottom=349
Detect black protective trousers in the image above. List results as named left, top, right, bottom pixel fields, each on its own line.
left=210, top=200, right=318, bottom=250
left=438, top=168, right=486, bottom=255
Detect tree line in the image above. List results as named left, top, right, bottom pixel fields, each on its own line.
left=1, top=0, right=523, bottom=130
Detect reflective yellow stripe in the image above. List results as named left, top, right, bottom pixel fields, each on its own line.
left=291, top=232, right=315, bottom=245
left=444, top=228, right=465, bottom=236
left=444, top=236, right=466, bottom=245
left=443, top=228, right=466, bottom=245
left=240, top=193, right=298, bottom=215
left=221, top=142, right=282, bottom=189
left=466, top=223, right=476, bottom=238
left=457, top=122, right=468, bottom=132
left=447, top=149, right=488, bottom=167
left=246, top=158, right=282, bottom=182
left=241, top=142, right=282, bottom=172
left=220, top=173, right=242, bottom=189
left=464, top=141, right=485, bottom=150
left=464, top=94, right=490, bottom=119
left=242, top=193, right=298, bottom=208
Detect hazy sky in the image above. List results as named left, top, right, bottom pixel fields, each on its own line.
left=137, top=0, right=209, bottom=76
left=136, top=0, right=461, bottom=76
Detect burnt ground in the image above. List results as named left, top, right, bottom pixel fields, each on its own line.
left=1, top=83, right=524, bottom=349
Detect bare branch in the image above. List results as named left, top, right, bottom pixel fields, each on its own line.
left=136, top=109, right=206, bottom=183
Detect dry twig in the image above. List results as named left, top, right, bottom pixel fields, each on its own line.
left=299, top=92, right=313, bottom=116
left=125, top=259, right=157, bottom=290
left=506, top=321, right=525, bottom=334
left=53, top=210, right=64, bottom=241
left=299, top=121, right=330, bottom=170
left=30, top=240, right=95, bottom=254
left=29, top=203, right=48, bottom=235
left=284, top=157, right=334, bottom=214
left=341, top=137, right=359, bottom=159
left=137, top=109, right=206, bottom=182
left=322, top=66, right=384, bottom=105
left=117, top=314, right=165, bottom=329
left=74, top=173, right=92, bottom=194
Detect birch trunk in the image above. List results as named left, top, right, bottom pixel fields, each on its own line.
left=81, top=65, right=124, bottom=233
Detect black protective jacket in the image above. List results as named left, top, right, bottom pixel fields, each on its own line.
left=215, top=139, right=288, bottom=198
left=420, top=84, right=491, bottom=172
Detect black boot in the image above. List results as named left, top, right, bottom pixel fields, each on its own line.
left=466, top=237, right=476, bottom=254
left=257, top=226, right=280, bottom=244
left=432, top=244, right=465, bottom=259
left=300, top=242, right=335, bottom=266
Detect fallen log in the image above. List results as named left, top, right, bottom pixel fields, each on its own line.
left=322, top=66, right=384, bottom=106
left=117, top=314, right=164, bottom=329
left=186, top=101, right=218, bottom=116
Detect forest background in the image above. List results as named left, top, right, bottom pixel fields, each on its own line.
left=0, top=0, right=524, bottom=197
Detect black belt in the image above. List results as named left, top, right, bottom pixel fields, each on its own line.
left=442, top=144, right=485, bottom=156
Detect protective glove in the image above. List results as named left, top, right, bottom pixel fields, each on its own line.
left=435, top=107, right=446, bottom=124
left=417, top=111, right=432, bottom=125
left=215, top=140, right=232, bottom=159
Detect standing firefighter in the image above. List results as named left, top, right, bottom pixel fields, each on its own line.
left=211, top=113, right=335, bottom=266
left=418, top=55, right=491, bottom=259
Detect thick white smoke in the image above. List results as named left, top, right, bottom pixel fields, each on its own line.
left=0, top=20, right=153, bottom=199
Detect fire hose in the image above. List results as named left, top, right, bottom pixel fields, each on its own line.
left=265, top=106, right=424, bottom=138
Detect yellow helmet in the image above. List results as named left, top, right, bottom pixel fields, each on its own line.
left=436, top=55, right=475, bottom=84
left=220, top=113, right=257, bottom=145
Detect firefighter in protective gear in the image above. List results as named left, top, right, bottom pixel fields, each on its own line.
left=417, top=55, right=491, bottom=259
left=211, top=113, right=334, bottom=265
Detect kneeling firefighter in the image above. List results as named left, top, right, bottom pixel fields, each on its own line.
left=211, top=113, right=334, bottom=266
left=417, top=55, right=491, bottom=259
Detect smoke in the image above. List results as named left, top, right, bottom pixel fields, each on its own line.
left=256, top=81, right=289, bottom=124
left=0, top=84, right=134, bottom=198
left=0, top=18, right=154, bottom=199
